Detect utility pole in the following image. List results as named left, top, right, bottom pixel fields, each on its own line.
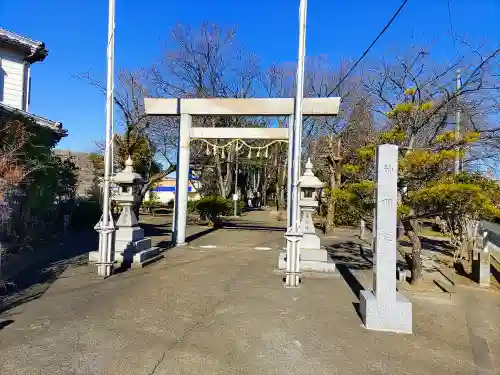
left=234, top=141, right=239, bottom=216
left=96, top=0, right=116, bottom=277
left=454, top=69, right=461, bottom=174
left=285, top=0, right=307, bottom=288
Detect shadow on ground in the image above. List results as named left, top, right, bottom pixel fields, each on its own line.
left=222, top=223, right=285, bottom=232
left=325, top=240, right=370, bottom=323
left=491, top=262, right=500, bottom=286
left=400, top=236, right=454, bottom=258
left=153, top=227, right=219, bottom=249
left=141, top=223, right=172, bottom=237
left=326, top=240, right=408, bottom=271
left=0, top=230, right=97, bottom=314
left=0, top=319, right=14, bottom=331
left=336, top=264, right=365, bottom=321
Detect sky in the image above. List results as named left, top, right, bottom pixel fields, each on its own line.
left=0, top=0, right=499, bottom=152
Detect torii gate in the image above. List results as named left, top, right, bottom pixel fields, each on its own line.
left=144, top=97, right=340, bottom=246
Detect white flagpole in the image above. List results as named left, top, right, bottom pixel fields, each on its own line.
left=97, top=0, right=116, bottom=277
left=285, top=0, right=307, bottom=287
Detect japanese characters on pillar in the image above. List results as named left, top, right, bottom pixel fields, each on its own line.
left=360, top=144, right=412, bottom=334
left=373, top=144, right=398, bottom=301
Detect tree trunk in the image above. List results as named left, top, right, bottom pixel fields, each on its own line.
left=402, top=219, right=423, bottom=285
left=215, top=154, right=226, bottom=197
left=279, top=159, right=287, bottom=210
left=132, top=182, right=150, bottom=219
left=325, top=200, right=335, bottom=236
left=262, top=166, right=268, bottom=206
left=224, top=161, right=233, bottom=199
left=275, top=163, right=282, bottom=210
left=324, top=163, right=337, bottom=236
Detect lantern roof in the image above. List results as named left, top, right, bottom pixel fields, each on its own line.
left=113, top=156, right=144, bottom=184
left=299, top=158, right=326, bottom=189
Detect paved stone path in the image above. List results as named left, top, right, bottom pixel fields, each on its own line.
left=0, top=210, right=498, bottom=374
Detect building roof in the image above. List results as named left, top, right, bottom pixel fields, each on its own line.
left=0, top=28, right=48, bottom=63
left=0, top=102, right=66, bottom=136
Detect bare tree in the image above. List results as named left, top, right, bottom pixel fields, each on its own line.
left=258, top=64, right=295, bottom=210
left=150, top=23, right=262, bottom=198
left=300, top=57, right=377, bottom=234
left=75, top=69, right=177, bottom=213
left=0, top=119, right=31, bottom=202
left=364, top=41, right=500, bottom=158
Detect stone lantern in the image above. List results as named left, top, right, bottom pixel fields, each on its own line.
left=113, top=156, right=143, bottom=227
left=297, top=159, right=335, bottom=273
left=111, top=156, right=162, bottom=267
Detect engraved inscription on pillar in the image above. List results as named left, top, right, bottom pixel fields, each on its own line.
left=373, top=144, right=398, bottom=301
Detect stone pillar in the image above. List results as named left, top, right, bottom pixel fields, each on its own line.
left=174, top=113, right=191, bottom=245
left=360, top=144, right=412, bottom=333
left=472, top=230, right=490, bottom=286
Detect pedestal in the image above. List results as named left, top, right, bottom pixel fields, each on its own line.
left=300, top=206, right=321, bottom=250
left=360, top=144, right=412, bottom=334
left=89, top=205, right=163, bottom=268
left=360, top=290, right=412, bottom=333
left=298, top=203, right=335, bottom=273
left=472, top=250, right=490, bottom=286
left=278, top=248, right=335, bottom=273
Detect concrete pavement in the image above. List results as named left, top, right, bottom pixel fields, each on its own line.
left=0, top=211, right=498, bottom=374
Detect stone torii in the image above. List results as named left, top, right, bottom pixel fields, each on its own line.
left=143, top=97, right=340, bottom=247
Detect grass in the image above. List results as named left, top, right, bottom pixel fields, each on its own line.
left=399, top=226, right=450, bottom=243
left=419, top=228, right=449, bottom=239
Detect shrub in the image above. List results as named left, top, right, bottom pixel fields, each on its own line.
left=167, top=199, right=174, bottom=209
left=195, top=196, right=229, bottom=223
left=223, top=200, right=244, bottom=216
left=321, top=189, right=360, bottom=227
left=141, top=200, right=161, bottom=213
left=71, top=200, right=102, bottom=230
left=187, top=200, right=198, bottom=213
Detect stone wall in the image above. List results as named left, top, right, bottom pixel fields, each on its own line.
left=55, top=150, right=95, bottom=198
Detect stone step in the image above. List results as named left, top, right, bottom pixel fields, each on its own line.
left=90, top=239, right=155, bottom=263
left=301, top=259, right=336, bottom=273
left=133, top=246, right=162, bottom=263
left=301, top=249, right=329, bottom=262
left=88, top=251, right=100, bottom=263
left=115, top=238, right=152, bottom=253
left=131, top=253, right=164, bottom=268
left=277, top=252, right=335, bottom=273
left=134, top=238, right=152, bottom=252
left=87, top=251, right=121, bottom=266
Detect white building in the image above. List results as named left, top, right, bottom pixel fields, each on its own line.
left=0, top=28, right=63, bottom=132
left=145, top=175, right=202, bottom=204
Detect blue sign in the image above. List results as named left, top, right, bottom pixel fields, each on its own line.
left=153, top=186, right=193, bottom=193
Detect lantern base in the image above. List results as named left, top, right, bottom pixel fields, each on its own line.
left=89, top=245, right=163, bottom=268
left=277, top=251, right=336, bottom=273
